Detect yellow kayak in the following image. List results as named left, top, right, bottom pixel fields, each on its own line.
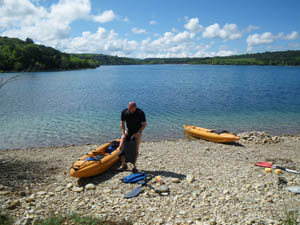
left=184, top=125, right=240, bottom=143
left=70, top=139, right=120, bottom=178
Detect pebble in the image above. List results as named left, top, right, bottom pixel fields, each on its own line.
left=186, top=174, right=195, bottom=183
left=55, top=186, right=64, bottom=192
left=171, top=178, right=180, bottom=183
left=179, top=210, right=185, bottom=215
left=85, top=183, right=96, bottom=190
left=0, top=191, right=9, bottom=195
left=72, top=187, right=84, bottom=192
left=103, top=188, right=112, bottom=194
left=36, top=191, right=47, bottom=196
left=158, top=185, right=169, bottom=193
left=66, top=183, right=73, bottom=189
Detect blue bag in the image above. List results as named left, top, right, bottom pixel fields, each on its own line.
left=123, top=173, right=146, bottom=183
left=85, top=155, right=104, bottom=161
left=107, top=141, right=120, bottom=153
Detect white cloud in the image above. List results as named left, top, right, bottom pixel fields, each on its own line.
left=134, top=30, right=199, bottom=58
left=93, top=10, right=116, bottom=23
left=184, top=17, right=203, bottom=33
left=131, top=27, right=147, bottom=34
left=149, top=20, right=157, bottom=25
left=194, top=42, right=237, bottom=57
left=66, top=27, right=138, bottom=55
left=1, top=0, right=91, bottom=45
left=246, top=32, right=275, bottom=51
left=0, top=0, right=48, bottom=29
left=246, top=31, right=297, bottom=51
left=202, top=23, right=242, bottom=40
left=278, top=31, right=298, bottom=40
left=247, top=32, right=275, bottom=45
left=246, top=25, right=260, bottom=32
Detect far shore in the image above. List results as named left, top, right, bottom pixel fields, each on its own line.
left=1, top=131, right=300, bottom=224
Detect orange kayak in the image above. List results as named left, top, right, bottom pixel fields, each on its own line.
left=70, top=139, right=120, bottom=178
left=184, top=125, right=240, bottom=143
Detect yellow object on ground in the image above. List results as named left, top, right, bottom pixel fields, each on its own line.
left=265, top=168, right=272, bottom=173
left=70, top=139, right=120, bottom=178
left=275, top=169, right=282, bottom=174
left=183, top=125, right=240, bottom=143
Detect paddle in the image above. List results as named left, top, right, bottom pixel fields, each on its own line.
left=137, top=179, right=163, bottom=195
left=124, top=175, right=155, bottom=198
left=255, top=161, right=300, bottom=174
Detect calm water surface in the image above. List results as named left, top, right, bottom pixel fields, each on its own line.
left=1, top=65, right=300, bottom=149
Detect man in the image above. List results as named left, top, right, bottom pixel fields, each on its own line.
left=117, top=102, right=146, bottom=173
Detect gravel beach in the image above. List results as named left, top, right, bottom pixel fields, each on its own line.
left=1, top=132, right=300, bottom=225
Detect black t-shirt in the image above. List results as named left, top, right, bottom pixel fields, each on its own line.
left=121, top=108, right=146, bottom=133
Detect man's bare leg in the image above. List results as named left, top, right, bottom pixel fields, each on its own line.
left=133, top=133, right=142, bottom=170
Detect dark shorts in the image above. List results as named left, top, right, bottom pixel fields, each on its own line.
left=119, top=138, right=136, bottom=163
left=126, top=129, right=138, bottom=141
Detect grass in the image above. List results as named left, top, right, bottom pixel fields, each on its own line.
left=282, top=209, right=299, bottom=225
left=33, top=214, right=132, bottom=225
left=0, top=209, right=132, bottom=225
left=0, top=209, right=14, bottom=225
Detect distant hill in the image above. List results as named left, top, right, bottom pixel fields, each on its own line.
left=77, top=50, right=300, bottom=66
left=0, top=37, right=100, bottom=72
left=141, top=51, right=300, bottom=66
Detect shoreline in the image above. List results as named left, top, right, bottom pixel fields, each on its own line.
left=1, top=131, right=300, bottom=224
left=1, top=131, right=300, bottom=152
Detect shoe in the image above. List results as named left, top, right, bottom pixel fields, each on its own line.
left=116, top=165, right=128, bottom=172
left=132, top=167, right=138, bottom=173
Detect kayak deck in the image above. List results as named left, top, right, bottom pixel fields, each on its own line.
left=184, top=125, right=240, bottom=143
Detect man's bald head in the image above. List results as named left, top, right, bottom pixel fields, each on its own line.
left=128, top=102, right=137, bottom=113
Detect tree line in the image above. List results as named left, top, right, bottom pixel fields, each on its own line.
left=76, top=50, right=300, bottom=66
left=1, top=36, right=300, bottom=73
left=0, top=37, right=100, bottom=72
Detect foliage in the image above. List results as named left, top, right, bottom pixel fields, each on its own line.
left=76, top=51, right=300, bottom=66
left=0, top=36, right=100, bottom=72
left=0, top=208, right=14, bottom=225
left=282, top=209, right=299, bottom=225
left=34, top=214, right=132, bottom=225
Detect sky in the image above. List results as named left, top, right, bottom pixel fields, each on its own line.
left=0, top=0, right=300, bottom=58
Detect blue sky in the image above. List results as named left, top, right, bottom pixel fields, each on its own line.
left=0, top=0, right=299, bottom=58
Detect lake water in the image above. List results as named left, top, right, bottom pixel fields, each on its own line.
left=1, top=65, right=300, bottom=149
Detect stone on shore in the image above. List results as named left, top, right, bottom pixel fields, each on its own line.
left=85, top=183, right=96, bottom=190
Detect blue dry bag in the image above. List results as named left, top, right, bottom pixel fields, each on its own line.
left=85, top=155, right=104, bottom=161
left=123, top=173, right=146, bottom=183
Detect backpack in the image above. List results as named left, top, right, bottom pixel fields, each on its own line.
left=123, top=173, right=146, bottom=183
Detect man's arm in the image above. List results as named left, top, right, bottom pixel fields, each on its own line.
left=120, top=121, right=126, bottom=135
left=137, top=122, right=147, bottom=135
